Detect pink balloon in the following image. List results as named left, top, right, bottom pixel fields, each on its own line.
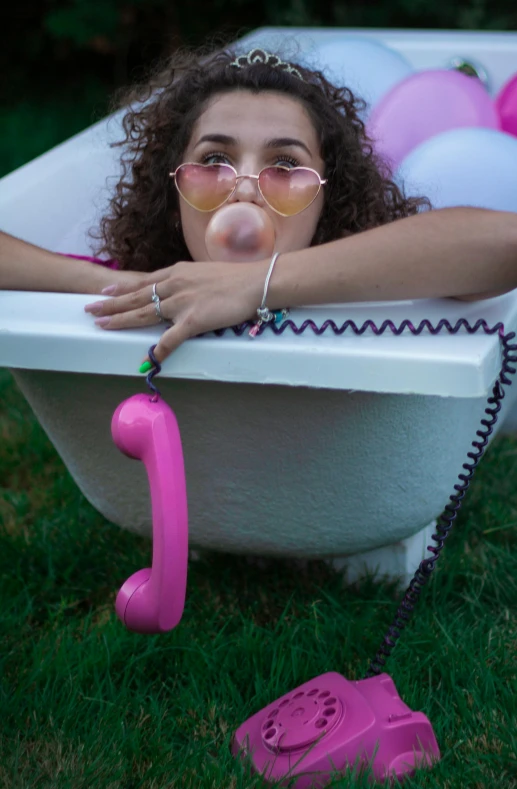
left=496, top=73, right=517, bottom=137
left=367, top=69, right=499, bottom=171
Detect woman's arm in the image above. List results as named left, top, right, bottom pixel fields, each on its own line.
left=0, top=231, right=146, bottom=294
left=267, top=206, right=517, bottom=307
left=84, top=206, right=517, bottom=362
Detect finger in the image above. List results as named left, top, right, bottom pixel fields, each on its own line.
left=95, top=303, right=161, bottom=330
left=86, top=285, right=155, bottom=317
left=140, top=323, right=191, bottom=365
left=101, top=268, right=174, bottom=297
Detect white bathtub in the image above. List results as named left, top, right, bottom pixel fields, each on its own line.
left=1, top=28, right=517, bottom=582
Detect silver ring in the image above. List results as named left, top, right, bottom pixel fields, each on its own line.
left=151, top=282, right=165, bottom=322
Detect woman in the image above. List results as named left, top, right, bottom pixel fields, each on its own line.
left=2, top=47, right=517, bottom=365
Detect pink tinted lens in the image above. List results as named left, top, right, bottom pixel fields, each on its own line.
left=175, top=164, right=236, bottom=211
left=259, top=167, right=321, bottom=216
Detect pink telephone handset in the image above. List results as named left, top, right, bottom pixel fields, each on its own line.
left=111, top=393, right=188, bottom=634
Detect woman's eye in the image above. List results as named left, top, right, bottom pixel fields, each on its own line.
left=275, top=155, right=300, bottom=169
left=202, top=152, right=230, bottom=165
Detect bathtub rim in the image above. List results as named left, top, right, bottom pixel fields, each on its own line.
left=1, top=289, right=517, bottom=398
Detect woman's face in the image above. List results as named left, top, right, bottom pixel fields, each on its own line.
left=177, top=90, right=325, bottom=262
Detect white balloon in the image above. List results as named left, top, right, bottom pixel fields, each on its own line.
left=396, top=127, right=517, bottom=212
left=309, top=36, right=413, bottom=117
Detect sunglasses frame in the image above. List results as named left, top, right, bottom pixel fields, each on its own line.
left=169, top=162, right=327, bottom=217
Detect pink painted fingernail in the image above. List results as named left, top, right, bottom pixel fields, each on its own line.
left=95, top=317, right=111, bottom=327
left=101, top=285, right=117, bottom=295
left=84, top=302, right=103, bottom=314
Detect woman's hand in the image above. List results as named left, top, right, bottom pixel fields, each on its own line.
left=84, top=260, right=267, bottom=362
left=91, top=267, right=152, bottom=295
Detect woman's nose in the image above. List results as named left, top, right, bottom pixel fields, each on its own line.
left=229, top=174, right=265, bottom=206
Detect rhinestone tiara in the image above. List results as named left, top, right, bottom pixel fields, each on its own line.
left=229, top=48, right=304, bottom=81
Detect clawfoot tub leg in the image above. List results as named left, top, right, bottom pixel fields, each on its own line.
left=329, top=520, right=437, bottom=586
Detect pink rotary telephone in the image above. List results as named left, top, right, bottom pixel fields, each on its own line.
left=232, top=672, right=439, bottom=785
left=109, top=375, right=440, bottom=784
left=111, top=392, right=188, bottom=634
left=109, top=316, right=516, bottom=784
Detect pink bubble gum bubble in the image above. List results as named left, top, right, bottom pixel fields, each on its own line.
left=205, top=202, right=275, bottom=262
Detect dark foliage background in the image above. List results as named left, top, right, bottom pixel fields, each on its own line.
left=6, top=0, right=517, bottom=95
left=1, top=1, right=516, bottom=176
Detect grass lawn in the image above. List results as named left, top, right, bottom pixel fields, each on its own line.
left=1, top=363, right=517, bottom=788
left=1, top=90, right=517, bottom=788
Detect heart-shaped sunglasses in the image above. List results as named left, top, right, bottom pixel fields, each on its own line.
left=169, top=162, right=327, bottom=217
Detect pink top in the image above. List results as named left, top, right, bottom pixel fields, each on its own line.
left=62, top=253, right=120, bottom=270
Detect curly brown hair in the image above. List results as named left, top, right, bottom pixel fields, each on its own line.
left=95, top=44, right=431, bottom=272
